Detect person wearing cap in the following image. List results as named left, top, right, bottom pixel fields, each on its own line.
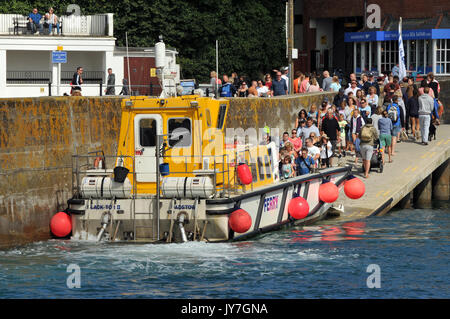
left=362, top=73, right=380, bottom=96
left=344, top=80, right=359, bottom=97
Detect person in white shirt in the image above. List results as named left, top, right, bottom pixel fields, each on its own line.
left=256, top=80, right=269, bottom=97
left=344, top=80, right=359, bottom=97
left=319, top=134, right=333, bottom=168
left=44, top=7, right=60, bottom=35
left=305, top=138, right=320, bottom=167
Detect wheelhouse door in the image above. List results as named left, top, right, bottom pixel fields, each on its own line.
left=134, top=114, right=163, bottom=182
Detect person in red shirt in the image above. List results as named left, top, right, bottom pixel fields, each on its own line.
left=289, top=128, right=302, bottom=153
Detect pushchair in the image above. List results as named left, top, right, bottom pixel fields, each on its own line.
left=360, top=141, right=383, bottom=174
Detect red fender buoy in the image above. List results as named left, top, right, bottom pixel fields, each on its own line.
left=319, top=181, right=339, bottom=203
left=288, top=196, right=309, bottom=219
left=50, top=212, right=72, bottom=238
left=344, top=176, right=365, bottom=199
left=228, top=209, right=252, bottom=233
left=237, top=163, right=252, bottom=185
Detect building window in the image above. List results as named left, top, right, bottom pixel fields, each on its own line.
left=407, top=39, right=435, bottom=75
left=436, top=39, right=449, bottom=75
left=381, top=40, right=398, bottom=74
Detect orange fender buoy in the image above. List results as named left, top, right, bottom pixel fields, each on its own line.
left=237, top=163, right=252, bottom=185
left=319, top=180, right=339, bottom=203
left=288, top=196, right=309, bottom=219
left=344, top=176, right=365, bottom=199
left=50, top=212, right=72, bottom=238
left=228, top=209, right=252, bottom=233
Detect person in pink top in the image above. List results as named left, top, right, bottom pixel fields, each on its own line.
left=418, top=79, right=435, bottom=98
left=299, top=73, right=310, bottom=93
left=307, top=77, right=322, bottom=92
left=289, top=128, right=303, bottom=152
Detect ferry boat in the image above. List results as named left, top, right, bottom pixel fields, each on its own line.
left=52, top=39, right=363, bottom=243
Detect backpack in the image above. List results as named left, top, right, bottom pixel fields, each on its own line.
left=220, top=84, right=232, bottom=97
left=387, top=104, right=398, bottom=124
left=360, top=126, right=372, bottom=143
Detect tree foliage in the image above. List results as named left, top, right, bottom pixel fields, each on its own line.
left=1, top=0, right=287, bottom=82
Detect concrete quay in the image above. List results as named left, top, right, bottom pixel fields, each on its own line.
left=330, top=124, right=450, bottom=222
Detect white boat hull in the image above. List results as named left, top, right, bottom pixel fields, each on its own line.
left=67, top=166, right=351, bottom=243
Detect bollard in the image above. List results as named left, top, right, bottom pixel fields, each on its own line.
left=432, top=160, right=449, bottom=201
left=99, top=83, right=103, bottom=96
left=48, top=82, right=52, bottom=96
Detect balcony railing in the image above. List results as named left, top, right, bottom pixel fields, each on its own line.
left=6, top=70, right=105, bottom=84
left=6, top=70, right=52, bottom=84
left=0, top=13, right=113, bottom=36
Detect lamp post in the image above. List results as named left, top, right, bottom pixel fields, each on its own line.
left=288, top=0, right=294, bottom=94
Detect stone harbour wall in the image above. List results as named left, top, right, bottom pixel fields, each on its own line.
left=0, top=96, right=123, bottom=248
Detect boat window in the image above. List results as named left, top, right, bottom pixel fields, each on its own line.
left=257, top=157, right=265, bottom=181
left=139, top=118, right=156, bottom=147
left=168, top=118, right=192, bottom=147
left=264, top=155, right=272, bottom=179
left=206, top=109, right=212, bottom=127
left=217, top=104, right=227, bottom=129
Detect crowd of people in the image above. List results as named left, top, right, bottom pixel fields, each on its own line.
left=272, top=69, right=444, bottom=179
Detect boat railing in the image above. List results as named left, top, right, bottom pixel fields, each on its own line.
left=71, top=152, right=137, bottom=199
left=70, top=148, right=259, bottom=200
left=157, top=152, right=246, bottom=198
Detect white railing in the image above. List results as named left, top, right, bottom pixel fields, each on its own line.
left=0, top=14, right=19, bottom=35
left=0, top=13, right=113, bottom=36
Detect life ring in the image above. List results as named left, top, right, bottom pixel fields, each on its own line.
left=93, top=156, right=104, bottom=169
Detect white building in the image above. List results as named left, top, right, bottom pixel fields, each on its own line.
left=0, top=13, right=179, bottom=98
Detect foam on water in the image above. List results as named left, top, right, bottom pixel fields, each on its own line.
left=0, top=202, right=449, bottom=298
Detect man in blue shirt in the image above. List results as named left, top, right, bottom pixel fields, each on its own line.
left=295, top=148, right=315, bottom=175
left=219, top=74, right=236, bottom=97
left=28, top=8, right=43, bottom=34
left=271, top=71, right=287, bottom=96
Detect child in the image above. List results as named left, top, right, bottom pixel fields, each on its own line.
left=319, top=135, right=333, bottom=168
left=282, top=155, right=295, bottom=179
left=337, top=113, right=347, bottom=157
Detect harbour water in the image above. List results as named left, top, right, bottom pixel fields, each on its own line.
left=0, top=201, right=448, bottom=299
